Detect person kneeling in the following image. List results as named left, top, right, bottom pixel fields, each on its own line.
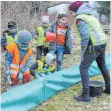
left=30, top=53, right=56, bottom=79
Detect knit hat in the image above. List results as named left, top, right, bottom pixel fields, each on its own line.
left=45, top=53, right=55, bottom=65
left=57, top=10, right=67, bottom=18
left=8, top=21, right=17, bottom=29
left=57, top=14, right=67, bottom=19
left=18, top=30, right=32, bottom=44
left=42, top=16, right=49, bottom=24
left=69, top=1, right=83, bottom=12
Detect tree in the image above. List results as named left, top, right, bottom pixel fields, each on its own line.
left=1, top=1, right=51, bottom=32
left=94, top=1, right=110, bottom=23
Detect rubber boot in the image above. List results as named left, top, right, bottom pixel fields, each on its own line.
left=74, top=89, right=91, bottom=103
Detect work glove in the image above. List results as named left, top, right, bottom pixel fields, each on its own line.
left=45, top=71, right=52, bottom=75
left=35, top=72, right=43, bottom=79
left=6, top=67, right=11, bottom=76
left=18, top=72, right=23, bottom=80
left=35, top=72, right=45, bottom=80
left=35, top=72, right=39, bottom=79
left=6, top=67, right=12, bottom=84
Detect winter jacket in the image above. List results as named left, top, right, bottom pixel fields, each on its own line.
left=5, top=42, right=32, bottom=73
left=74, top=3, right=107, bottom=61
left=45, top=22, right=72, bottom=54
left=1, top=32, right=17, bottom=50
left=30, top=60, right=56, bottom=76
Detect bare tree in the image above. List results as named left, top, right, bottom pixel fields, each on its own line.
left=1, top=1, right=51, bottom=32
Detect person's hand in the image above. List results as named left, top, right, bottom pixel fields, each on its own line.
left=35, top=72, right=40, bottom=79
left=18, top=72, right=23, bottom=80
left=45, top=71, right=52, bottom=75
left=6, top=67, right=11, bottom=77
left=7, top=75, right=12, bottom=84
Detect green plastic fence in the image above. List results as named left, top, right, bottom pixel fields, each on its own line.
left=1, top=55, right=110, bottom=111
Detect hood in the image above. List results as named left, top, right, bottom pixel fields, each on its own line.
left=76, top=3, right=94, bottom=15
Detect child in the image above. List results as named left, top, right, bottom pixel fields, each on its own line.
left=45, top=11, right=72, bottom=71
left=30, top=53, right=56, bottom=79
left=34, top=16, right=50, bottom=60
left=5, top=30, right=32, bottom=86
left=1, top=21, right=18, bottom=51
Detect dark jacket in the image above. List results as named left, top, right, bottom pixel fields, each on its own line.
left=45, top=23, right=72, bottom=54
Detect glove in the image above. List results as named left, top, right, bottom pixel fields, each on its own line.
left=6, top=67, right=11, bottom=77
left=6, top=67, right=12, bottom=84
left=18, top=72, right=23, bottom=80
left=45, top=71, right=52, bottom=75
left=35, top=72, right=40, bottom=79
left=7, top=76, right=12, bottom=84
left=35, top=72, right=45, bottom=79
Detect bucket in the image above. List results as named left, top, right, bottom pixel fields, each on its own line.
left=89, top=81, right=104, bottom=97
left=45, top=32, right=56, bottom=42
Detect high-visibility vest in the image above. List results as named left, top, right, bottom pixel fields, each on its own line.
left=35, top=60, right=56, bottom=73
left=37, top=27, right=49, bottom=47
left=74, top=14, right=107, bottom=46
left=6, top=42, right=32, bottom=78
left=6, top=34, right=18, bottom=45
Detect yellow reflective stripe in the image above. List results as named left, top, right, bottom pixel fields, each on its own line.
left=10, top=70, right=18, bottom=75
left=10, top=64, right=19, bottom=68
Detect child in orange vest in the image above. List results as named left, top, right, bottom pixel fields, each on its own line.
left=5, top=30, right=32, bottom=86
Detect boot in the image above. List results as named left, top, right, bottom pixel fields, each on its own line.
left=103, top=82, right=110, bottom=94
left=74, top=89, right=91, bottom=103
left=103, top=86, right=110, bottom=94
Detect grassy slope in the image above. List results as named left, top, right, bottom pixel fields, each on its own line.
left=30, top=35, right=110, bottom=111
left=1, top=35, right=110, bottom=111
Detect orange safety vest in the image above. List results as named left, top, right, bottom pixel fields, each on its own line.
left=6, top=42, right=32, bottom=78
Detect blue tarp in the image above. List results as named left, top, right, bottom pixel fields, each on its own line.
left=1, top=55, right=110, bottom=111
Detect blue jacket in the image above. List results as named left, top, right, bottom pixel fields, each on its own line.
left=45, top=22, right=72, bottom=54
left=75, top=3, right=97, bottom=61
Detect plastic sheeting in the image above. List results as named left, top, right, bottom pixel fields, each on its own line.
left=1, top=55, right=110, bottom=111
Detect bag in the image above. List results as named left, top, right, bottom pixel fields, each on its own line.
left=89, top=81, right=104, bottom=97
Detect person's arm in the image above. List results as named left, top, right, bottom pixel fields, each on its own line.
left=30, top=62, right=38, bottom=76
left=5, top=50, right=13, bottom=68
left=44, top=24, right=54, bottom=36
left=33, top=29, right=39, bottom=39
left=20, top=56, right=32, bottom=73
left=76, top=20, right=89, bottom=50
left=1, top=36, right=7, bottom=50
left=46, top=65, right=56, bottom=73
left=76, top=19, right=90, bottom=61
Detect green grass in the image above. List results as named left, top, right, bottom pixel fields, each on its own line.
left=30, top=35, right=110, bottom=111
left=30, top=75, right=110, bottom=111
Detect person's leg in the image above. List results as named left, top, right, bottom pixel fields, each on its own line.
left=11, top=75, right=18, bottom=86
left=48, top=49, right=56, bottom=55
left=74, top=52, right=96, bottom=102
left=96, top=47, right=110, bottom=94
left=56, top=45, right=64, bottom=71
left=22, top=74, right=30, bottom=84
left=43, top=47, right=48, bottom=56
left=36, top=46, right=42, bottom=60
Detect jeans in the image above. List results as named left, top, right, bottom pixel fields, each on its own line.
left=80, top=44, right=110, bottom=91
left=36, top=46, right=48, bottom=60
left=49, top=45, right=64, bottom=71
